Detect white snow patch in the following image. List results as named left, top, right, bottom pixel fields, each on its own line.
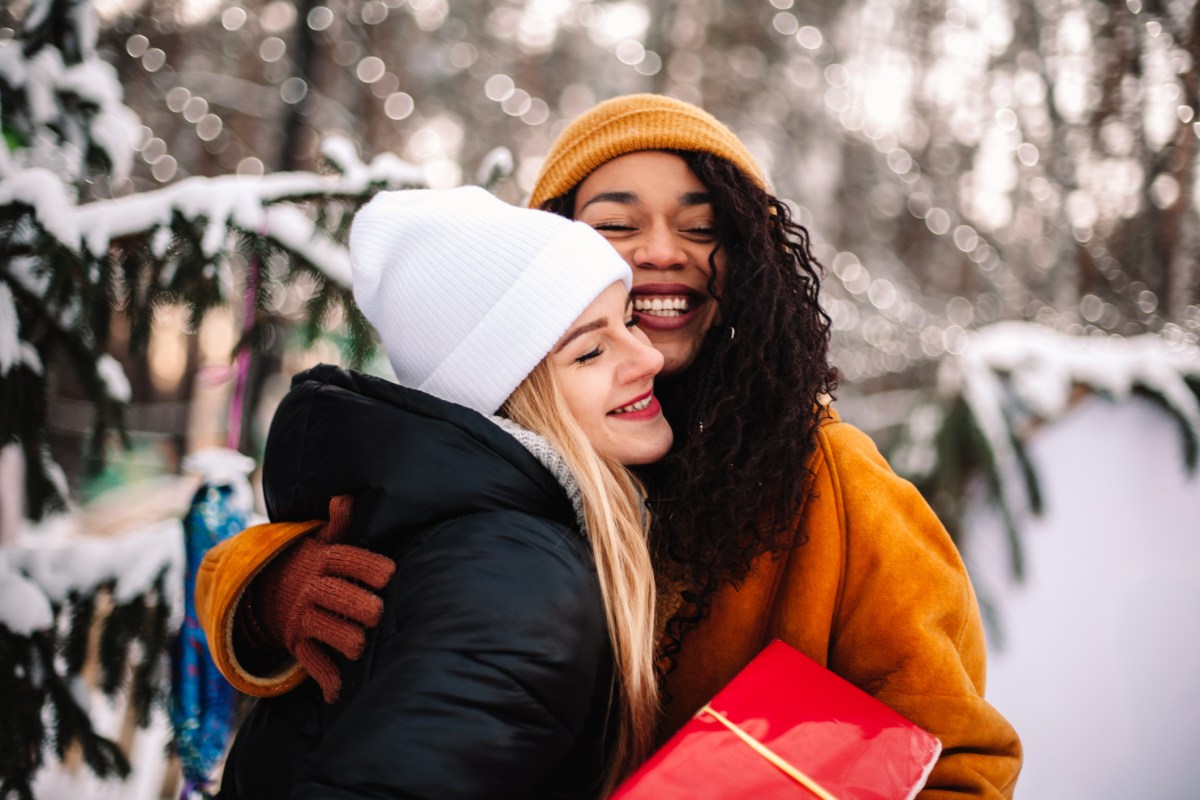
left=476, top=147, right=514, bottom=185
left=57, top=57, right=123, bottom=114
left=0, top=40, right=28, bottom=92
left=0, top=168, right=81, bottom=250
left=263, top=205, right=351, bottom=287
left=63, top=155, right=420, bottom=261
left=182, top=447, right=256, bottom=518
left=1, top=1, right=132, bottom=184
left=321, top=136, right=364, bottom=179
left=39, top=444, right=70, bottom=503
left=368, top=151, right=426, bottom=187
left=20, top=342, right=43, bottom=374
left=22, top=0, right=53, bottom=30
left=7, top=256, right=49, bottom=297
left=1, top=514, right=185, bottom=636
left=150, top=225, right=173, bottom=260
left=0, top=552, right=55, bottom=634
left=25, top=48, right=63, bottom=129
left=180, top=447, right=255, bottom=484
left=86, top=101, right=140, bottom=179
left=95, top=354, right=130, bottom=402
left=958, top=322, right=1200, bottom=416
left=948, top=323, right=1200, bottom=463
left=0, top=283, right=19, bottom=375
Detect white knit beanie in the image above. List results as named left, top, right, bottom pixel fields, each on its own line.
left=349, top=186, right=632, bottom=414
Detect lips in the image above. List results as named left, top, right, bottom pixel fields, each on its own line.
left=632, top=283, right=707, bottom=331
left=608, top=390, right=662, bottom=421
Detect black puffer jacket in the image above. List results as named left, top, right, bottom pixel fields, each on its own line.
left=219, top=365, right=614, bottom=800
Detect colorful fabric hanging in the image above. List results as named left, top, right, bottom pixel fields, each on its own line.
left=171, top=449, right=255, bottom=799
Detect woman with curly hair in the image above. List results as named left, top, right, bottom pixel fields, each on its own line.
left=199, top=96, right=1021, bottom=798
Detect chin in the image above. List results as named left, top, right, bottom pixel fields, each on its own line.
left=658, top=347, right=702, bottom=378
left=621, top=452, right=666, bottom=467
left=621, top=434, right=674, bottom=466
left=645, top=325, right=712, bottom=378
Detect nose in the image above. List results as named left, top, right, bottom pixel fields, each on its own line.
left=618, top=327, right=665, bottom=384
left=633, top=223, right=686, bottom=271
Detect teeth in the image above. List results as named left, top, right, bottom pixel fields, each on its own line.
left=612, top=395, right=653, bottom=415
left=633, top=295, right=691, bottom=316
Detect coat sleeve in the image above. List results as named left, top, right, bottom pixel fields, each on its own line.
left=290, top=510, right=610, bottom=800
left=809, top=421, right=1022, bottom=799
left=195, top=520, right=317, bottom=695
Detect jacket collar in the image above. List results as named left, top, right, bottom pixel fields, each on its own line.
left=262, top=365, right=578, bottom=549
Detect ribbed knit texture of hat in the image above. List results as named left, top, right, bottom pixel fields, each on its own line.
left=528, top=93, right=768, bottom=209
left=349, top=187, right=631, bottom=415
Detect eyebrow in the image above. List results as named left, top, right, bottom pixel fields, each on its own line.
left=552, top=298, right=632, bottom=355
left=553, top=318, right=607, bottom=354
left=577, top=190, right=713, bottom=213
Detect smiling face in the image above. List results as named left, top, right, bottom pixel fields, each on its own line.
left=572, top=151, right=726, bottom=377
left=547, top=281, right=673, bottom=465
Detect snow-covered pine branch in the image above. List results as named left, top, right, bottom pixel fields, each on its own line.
left=2, top=147, right=424, bottom=518
left=891, top=321, right=1200, bottom=580
left=2, top=141, right=421, bottom=278
left=476, top=146, right=514, bottom=192
left=0, top=0, right=137, bottom=183
left=948, top=322, right=1200, bottom=469
left=1, top=0, right=426, bottom=520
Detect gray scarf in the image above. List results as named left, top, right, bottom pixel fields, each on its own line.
left=488, top=416, right=586, bottom=532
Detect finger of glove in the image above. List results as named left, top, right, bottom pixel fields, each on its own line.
left=299, top=604, right=368, bottom=661
left=308, top=575, right=386, bottom=628
left=316, top=495, right=355, bottom=544
left=322, top=544, right=396, bottom=589
left=295, top=638, right=342, bottom=705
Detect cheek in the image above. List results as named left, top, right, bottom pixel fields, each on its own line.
left=558, top=372, right=607, bottom=436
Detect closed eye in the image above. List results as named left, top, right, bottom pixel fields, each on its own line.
left=575, top=347, right=603, bottom=364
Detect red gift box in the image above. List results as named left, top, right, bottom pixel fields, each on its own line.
left=612, top=640, right=941, bottom=800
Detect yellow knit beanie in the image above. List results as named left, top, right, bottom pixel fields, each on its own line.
left=528, top=94, right=768, bottom=209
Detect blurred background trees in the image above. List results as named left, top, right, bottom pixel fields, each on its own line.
left=4, top=0, right=1196, bottom=510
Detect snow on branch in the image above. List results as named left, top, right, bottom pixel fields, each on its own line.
left=0, top=32, right=138, bottom=182
left=262, top=205, right=350, bottom=286
left=5, top=142, right=423, bottom=275
left=944, top=322, right=1200, bottom=467
left=892, top=321, right=1200, bottom=581
left=0, top=517, right=184, bottom=636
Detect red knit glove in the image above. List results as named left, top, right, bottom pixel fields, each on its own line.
left=242, top=495, right=395, bottom=703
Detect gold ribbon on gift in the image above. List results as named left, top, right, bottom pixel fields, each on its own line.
left=696, top=704, right=839, bottom=800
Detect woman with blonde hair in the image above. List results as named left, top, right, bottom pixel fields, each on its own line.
left=203, top=186, right=671, bottom=798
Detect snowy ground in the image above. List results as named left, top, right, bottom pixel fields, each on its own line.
left=964, top=394, right=1200, bottom=799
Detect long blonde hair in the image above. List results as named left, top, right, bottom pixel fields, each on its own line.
left=501, top=359, right=659, bottom=792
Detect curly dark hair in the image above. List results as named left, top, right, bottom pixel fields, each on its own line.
left=543, top=150, right=839, bottom=593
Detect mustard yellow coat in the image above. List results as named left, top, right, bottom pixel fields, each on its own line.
left=656, top=410, right=1022, bottom=798
left=196, top=408, right=1021, bottom=798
